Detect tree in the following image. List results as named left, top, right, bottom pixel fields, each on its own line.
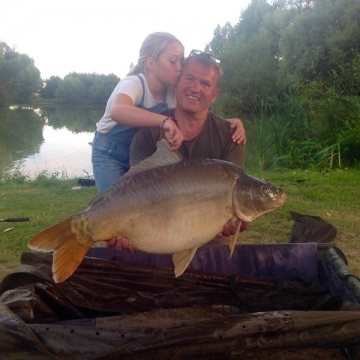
left=210, top=0, right=282, bottom=111
left=0, top=42, right=42, bottom=106
left=233, top=0, right=273, bottom=39
left=40, top=76, right=61, bottom=99
left=327, top=0, right=360, bottom=94
left=55, top=74, right=86, bottom=103
left=278, top=0, right=360, bottom=89
left=205, top=22, right=235, bottom=58
left=88, top=74, right=119, bottom=103
left=48, top=73, right=120, bottom=103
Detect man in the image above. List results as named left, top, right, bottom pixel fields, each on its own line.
left=108, top=50, right=247, bottom=251
left=129, top=49, right=245, bottom=168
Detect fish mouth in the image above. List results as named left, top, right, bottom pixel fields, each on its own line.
left=279, top=192, right=287, bottom=208
left=270, top=193, right=287, bottom=211
left=236, top=192, right=287, bottom=223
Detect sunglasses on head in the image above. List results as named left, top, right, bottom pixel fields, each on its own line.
left=188, top=50, right=222, bottom=64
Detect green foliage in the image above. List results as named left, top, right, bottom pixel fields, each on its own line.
left=0, top=165, right=93, bottom=186
left=248, top=85, right=360, bottom=169
left=0, top=42, right=42, bottom=106
left=0, top=41, right=119, bottom=106
left=203, top=0, right=360, bottom=168
left=40, top=76, right=61, bottom=99
left=88, top=73, right=119, bottom=103
left=220, top=32, right=279, bottom=111
left=55, top=74, right=87, bottom=103
left=208, top=0, right=360, bottom=105
left=1, top=165, right=30, bottom=184
left=49, top=72, right=119, bottom=104
left=205, top=22, right=235, bottom=58
left=234, top=0, right=272, bottom=39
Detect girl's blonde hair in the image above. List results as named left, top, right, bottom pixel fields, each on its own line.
left=127, top=32, right=183, bottom=76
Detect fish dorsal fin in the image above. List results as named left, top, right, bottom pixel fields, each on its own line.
left=122, top=139, right=183, bottom=179
left=88, top=192, right=105, bottom=207
left=172, top=247, right=198, bottom=277
left=88, top=140, right=182, bottom=207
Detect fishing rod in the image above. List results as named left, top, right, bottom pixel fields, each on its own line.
left=0, top=217, right=29, bottom=222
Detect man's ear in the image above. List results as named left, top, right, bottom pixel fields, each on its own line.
left=211, top=88, right=220, bottom=104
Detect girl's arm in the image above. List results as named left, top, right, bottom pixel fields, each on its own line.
left=110, top=94, right=183, bottom=150
left=228, top=118, right=246, bottom=145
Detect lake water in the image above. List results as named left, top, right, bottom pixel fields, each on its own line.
left=0, top=105, right=103, bottom=179
left=0, top=105, right=261, bottom=180
left=15, top=126, right=94, bottom=178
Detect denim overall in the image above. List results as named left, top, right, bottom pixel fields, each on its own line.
left=92, top=75, right=168, bottom=191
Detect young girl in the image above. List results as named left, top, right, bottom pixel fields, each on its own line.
left=92, top=32, right=246, bottom=192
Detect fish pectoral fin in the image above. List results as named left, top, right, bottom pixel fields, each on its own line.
left=172, top=247, right=198, bottom=277
left=229, top=218, right=241, bottom=257
left=52, top=235, right=92, bottom=283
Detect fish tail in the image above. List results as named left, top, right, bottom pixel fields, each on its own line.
left=28, top=216, right=91, bottom=283
left=52, top=234, right=92, bottom=283
left=29, top=216, right=74, bottom=251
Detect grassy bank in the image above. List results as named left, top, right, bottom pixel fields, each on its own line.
left=0, top=167, right=359, bottom=281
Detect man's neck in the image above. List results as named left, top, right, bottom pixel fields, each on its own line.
left=173, top=109, right=208, bottom=141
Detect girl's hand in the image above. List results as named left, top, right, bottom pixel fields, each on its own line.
left=229, top=118, right=246, bottom=145
left=163, top=119, right=184, bottom=151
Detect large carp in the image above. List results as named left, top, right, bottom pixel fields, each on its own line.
left=29, top=140, right=286, bottom=283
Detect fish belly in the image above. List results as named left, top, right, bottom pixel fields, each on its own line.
left=126, top=194, right=234, bottom=254
left=82, top=161, right=237, bottom=254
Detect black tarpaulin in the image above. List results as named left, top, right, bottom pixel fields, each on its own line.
left=1, top=243, right=360, bottom=359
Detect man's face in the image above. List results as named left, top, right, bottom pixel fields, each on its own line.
left=175, top=59, right=220, bottom=115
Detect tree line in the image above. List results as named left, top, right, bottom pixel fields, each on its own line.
left=1, top=0, right=359, bottom=167
left=1, top=0, right=358, bottom=110
left=206, top=0, right=360, bottom=112
left=0, top=42, right=119, bottom=106
left=40, top=73, right=120, bottom=104
left=206, top=0, right=360, bottom=168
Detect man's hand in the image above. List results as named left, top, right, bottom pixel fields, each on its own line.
left=217, top=219, right=249, bottom=237
left=229, top=118, right=246, bottom=145
left=163, top=119, right=184, bottom=151
left=107, top=236, right=136, bottom=252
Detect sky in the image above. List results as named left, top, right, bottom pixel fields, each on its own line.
left=1, top=0, right=251, bottom=80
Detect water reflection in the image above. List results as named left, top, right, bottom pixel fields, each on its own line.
left=0, top=105, right=262, bottom=180
left=0, top=105, right=103, bottom=179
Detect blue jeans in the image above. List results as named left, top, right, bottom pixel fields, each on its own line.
left=91, top=130, right=137, bottom=192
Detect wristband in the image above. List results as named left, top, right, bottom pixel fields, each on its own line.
left=160, top=117, right=172, bottom=129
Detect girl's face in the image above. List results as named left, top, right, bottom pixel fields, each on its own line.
left=150, top=43, right=184, bottom=87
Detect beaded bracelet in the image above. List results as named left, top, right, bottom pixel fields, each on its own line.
left=160, top=117, right=172, bottom=129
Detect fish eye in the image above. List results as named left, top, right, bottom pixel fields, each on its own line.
left=264, top=188, right=276, bottom=199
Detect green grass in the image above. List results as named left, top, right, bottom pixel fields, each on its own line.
left=0, top=168, right=359, bottom=281
left=0, top=179, right=97, bottom=279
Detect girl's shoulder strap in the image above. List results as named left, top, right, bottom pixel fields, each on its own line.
left=136, top=74, right=145, bottom=107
